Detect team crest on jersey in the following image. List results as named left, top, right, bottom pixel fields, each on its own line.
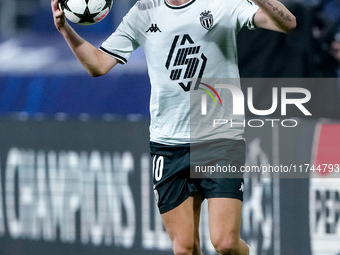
left=200, top=10, right=213, bottom=30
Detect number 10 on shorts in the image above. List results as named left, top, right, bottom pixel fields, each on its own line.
left=153, top=156, right=164, bottom=181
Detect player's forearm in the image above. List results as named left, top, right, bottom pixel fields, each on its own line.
left=253, top=0, right=296, bottom=33
left=59, top=24, right=107, bottom=77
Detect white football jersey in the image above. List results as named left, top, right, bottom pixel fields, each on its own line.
left=101, top=0, right=258, bottom=145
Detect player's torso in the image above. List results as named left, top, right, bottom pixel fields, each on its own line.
left=135, top=0, right=239, bottom=88
left=131, top=0, right=243, bottom=144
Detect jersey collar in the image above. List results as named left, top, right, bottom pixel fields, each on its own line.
left=164, top=0, right=196, bottom=9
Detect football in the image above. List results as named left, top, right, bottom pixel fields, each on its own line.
left=59, top=0, right=114, bottom=25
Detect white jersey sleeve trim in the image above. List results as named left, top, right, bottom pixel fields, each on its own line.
left=247, top=11, right=258, bottom=30
left=99, top=46, right=128, bottom=64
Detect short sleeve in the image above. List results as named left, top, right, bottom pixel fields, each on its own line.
left=100, top=3, right=140, bottom=64
left=230, top=0, right=259, bottom=33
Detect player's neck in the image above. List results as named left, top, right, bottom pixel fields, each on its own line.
left=166, top=0, right=192, bottom=6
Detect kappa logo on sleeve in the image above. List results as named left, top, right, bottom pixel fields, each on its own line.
left=239, top=182, right=244, bottom=192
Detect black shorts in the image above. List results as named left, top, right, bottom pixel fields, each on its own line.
left=150, top=139, right=246, bottom=214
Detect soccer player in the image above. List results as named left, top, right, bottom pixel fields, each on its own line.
left=51, top=0, right=296, bottom=254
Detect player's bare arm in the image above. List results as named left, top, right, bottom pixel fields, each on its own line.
left=252, top=0, right=297, bottom=33
left=51, top=0, right=117, bottom=76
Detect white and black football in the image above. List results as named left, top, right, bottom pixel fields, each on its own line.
left=59, top=0, right=114, bottom=25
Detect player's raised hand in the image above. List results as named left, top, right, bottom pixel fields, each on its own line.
left=51, top=0, right=67, bottom=32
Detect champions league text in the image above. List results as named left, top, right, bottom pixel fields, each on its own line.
left=0, top=148, right=170, bottom=249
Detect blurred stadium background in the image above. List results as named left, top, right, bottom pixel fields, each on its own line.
left=0, top=0, right=340, bottom=254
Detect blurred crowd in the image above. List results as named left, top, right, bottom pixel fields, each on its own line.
left=237, top=0, right=340, bottom=78
left=307, top=0, right=340, bottom=77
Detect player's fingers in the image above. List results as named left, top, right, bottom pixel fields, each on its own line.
left=51, top=1, right=64, bottom=19
left=51, top=0, right=57, bottom=10
left=51, top=0, right=61, bottom=13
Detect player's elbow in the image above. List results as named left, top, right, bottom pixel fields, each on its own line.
left=283, top=16, right=297, bottom=33
left=87, top=52, right=117, bottom=77
left=89, top=70, right=105, bottom=77
left=86, top=66, right=108, bottom=77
